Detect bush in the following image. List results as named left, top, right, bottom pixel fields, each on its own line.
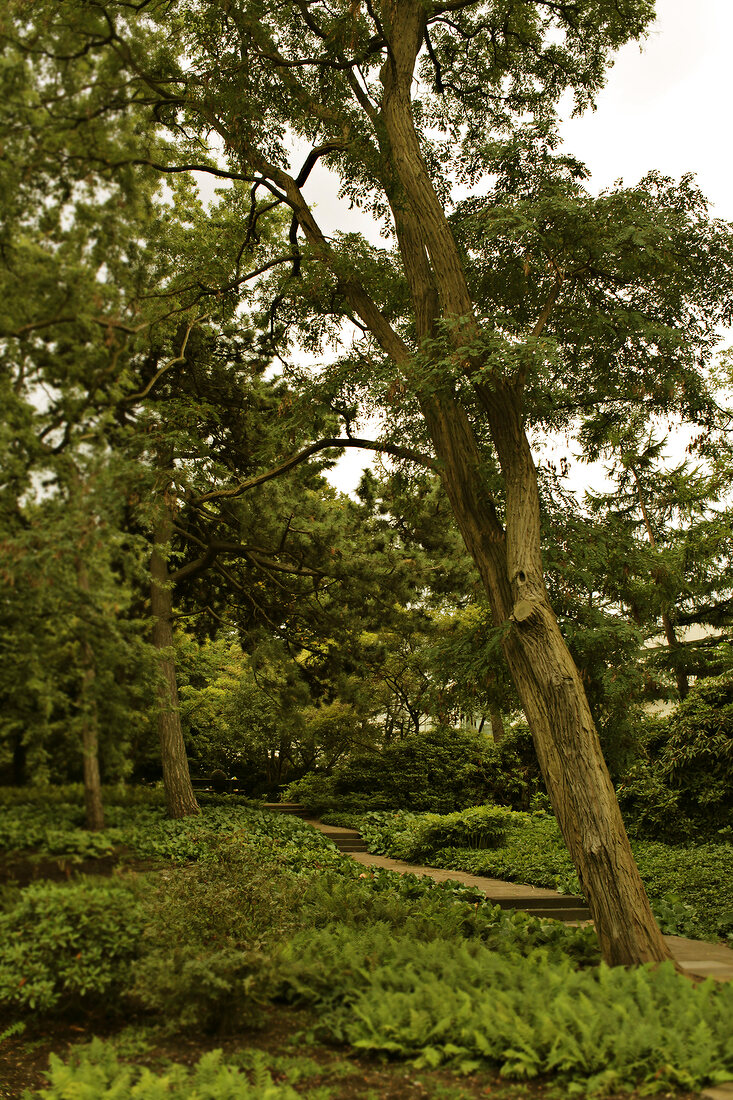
left=615, top=758, right=691, bottom=842
left=282, top=772, right=340, bottom=815
left=662, top=673, right=733, bottom=830
left=618, top=678, right=733, bottom=843
left=333, top=726, right=503, bottom=813
left=369, top=805, right=513, bottom=862
left=130, top=842, right=307, bottom=1031
left=0, top=882, right=144, bottom=1012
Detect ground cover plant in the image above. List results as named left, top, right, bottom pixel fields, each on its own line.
left=326, top=807, right=733, bottom=942
left=1, top=790, right=732, bottom=1098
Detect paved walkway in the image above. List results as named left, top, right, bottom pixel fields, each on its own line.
left=306, top=820, right=733, bottom=984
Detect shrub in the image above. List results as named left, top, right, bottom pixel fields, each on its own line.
left=283, top=772, right=340, bottom=815
left=130, top=837, right=310, bottom=1031
left=661, top=673, right=733, bottom=830
left=615, top=758, right=691, bottom=842
left=333, top=726, right=502, bottom=813
left=372, top=805, right=513, bottom=862
left=0, top=882, right=144, bottom=1012
left=619, top=678, right=733, bottom=842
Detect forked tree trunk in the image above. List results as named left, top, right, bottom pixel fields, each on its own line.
left=150, top=503, right=200, bottom=819
left=76, top=560, right=104, bottom=831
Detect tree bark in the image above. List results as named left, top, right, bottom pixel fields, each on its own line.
left=150, top=499, right=200, bottom=819
left=80, top=642, right=105, bottom=831
left=76, top=560, right=104, bottom=831
left=488, top=703, right=506, bottom=744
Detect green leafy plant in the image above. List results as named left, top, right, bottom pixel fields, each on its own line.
left=278, top=928, right=733, bottom=1094
left=0, top=882, right=144, bottom=1012
left=130, top=845, right=307, bottom=1031
left=27, top=1041, right=304, bottom=1099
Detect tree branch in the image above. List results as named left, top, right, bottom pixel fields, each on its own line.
left=191, top=437, right=436, bottom=504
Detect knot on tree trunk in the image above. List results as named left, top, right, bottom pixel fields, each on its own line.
left=510, top=598, right=539, bottom=624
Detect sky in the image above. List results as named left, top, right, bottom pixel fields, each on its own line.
left=306, top=0, right=733, bottom=494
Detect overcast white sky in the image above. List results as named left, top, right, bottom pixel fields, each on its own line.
left=308, top=0, right=733, bottom=493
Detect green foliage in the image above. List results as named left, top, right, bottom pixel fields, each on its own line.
left=27, top=1042, right=303, bottom=1099
left=298, top=869, right=599, bottom=966
left=279, top=928, right=733, bottom=1093
left=0, top=791, right=342, bottom=869
left=0, top=882, right=144, bottom=1012
left=130, top=842, right=308, bottom=1031
left=662, top=673, right=733, bottom=827
left=394, top=806, right=513, bottom=861
left=299, top=726, right=516, bottom=815
left=632, top=840, right=733, bottom=942
left=616, top=757, right=692, bottom=843
left=618, top=678, right=733, bottom=842
left=283, top=773, right=341, bottom=816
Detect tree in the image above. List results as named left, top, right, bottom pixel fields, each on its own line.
left=0, top=457, right=154, bottom=825
left=6, top=0, right=733, bottom=965
left=582, top=420, right=733, bottom=701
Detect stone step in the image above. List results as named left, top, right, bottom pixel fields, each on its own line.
left=494, top=894, right=587, bottom=910
left=492, top=896, right=591, bottom=921
left=262, top=802, right=309, bottom=816
left=516, top=906, right=591, bottom=921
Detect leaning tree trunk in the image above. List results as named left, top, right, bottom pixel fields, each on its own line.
left=150, top=502, right=200, bottom=819
left=425, top=387, right=673, bottom=967
left=76, top=559, right=104, bottom=831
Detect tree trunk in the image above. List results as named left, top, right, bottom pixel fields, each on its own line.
left=80, top=644, right=105, bottom=831
left=368, top=9, right=672, bottom=964
left=426, top=388, right=672, bottom=966
left=488, top=703, right=506, bottom=744
left=150, top=502, right=200, bottom=819
left=76, top=560, right=104, bottom=831
left=12, top=734, right=27, bottom=786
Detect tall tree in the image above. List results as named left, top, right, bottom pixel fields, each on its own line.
left=6, top=0, right=733, bottom=964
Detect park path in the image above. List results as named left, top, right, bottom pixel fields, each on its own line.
left=304, top=819, right=733, bottom=984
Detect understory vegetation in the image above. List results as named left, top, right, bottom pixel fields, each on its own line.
left=1, top=792, right=732, bottom=1098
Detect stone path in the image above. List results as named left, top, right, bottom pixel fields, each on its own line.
left=306, top=820, right=733, bottom=984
